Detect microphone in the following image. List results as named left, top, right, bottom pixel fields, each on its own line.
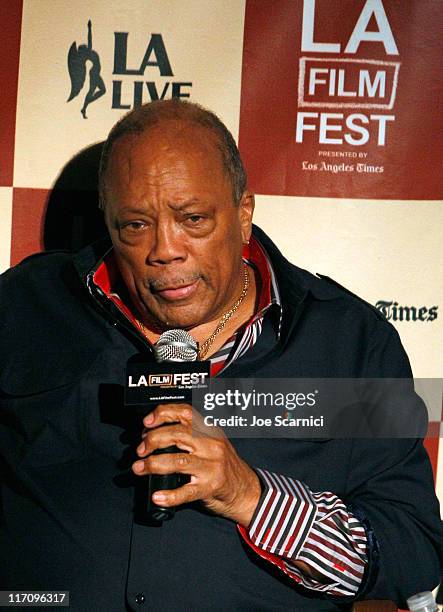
left=146, top=329, right=199, bottom=521
left=154, top=329, right=198, bottom=362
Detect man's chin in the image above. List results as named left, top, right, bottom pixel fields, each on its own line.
left=147, top=307, right=205, bottom=333
left=162, top=317, right=204, bottom=332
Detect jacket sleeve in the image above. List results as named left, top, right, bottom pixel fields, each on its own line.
left=240, top=317, right=443, bottom=607
left=343, top=319, right=443, bottom=607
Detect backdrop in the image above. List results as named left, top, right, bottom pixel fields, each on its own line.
left=1, top=0, right=442, bottom=598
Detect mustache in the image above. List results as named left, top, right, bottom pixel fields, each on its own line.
left=145, top=273, right=203, bottom=292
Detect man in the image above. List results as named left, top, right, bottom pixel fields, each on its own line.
left=0, top=100, right=441, bottom=611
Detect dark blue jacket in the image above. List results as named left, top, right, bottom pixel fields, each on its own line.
left=1, top=226, right=441, bottom=611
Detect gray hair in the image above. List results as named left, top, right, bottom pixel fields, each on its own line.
left=98, top=99, right=247, bottom=210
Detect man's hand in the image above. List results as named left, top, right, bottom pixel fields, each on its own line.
left=132, top=403, right=261, bottom=527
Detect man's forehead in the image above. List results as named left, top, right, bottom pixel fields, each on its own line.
left=105, top=123, right=229, bottom=195
left=103, top=123, right=233, bottom=207
left=110, top=119, right=221, bottom=163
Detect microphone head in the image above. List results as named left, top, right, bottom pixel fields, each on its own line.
left=154, top=329, right=199, bottom=362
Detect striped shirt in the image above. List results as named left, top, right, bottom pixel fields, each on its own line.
left=91, top=235, right=368, bottom=597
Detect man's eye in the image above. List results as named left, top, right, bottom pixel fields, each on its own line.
left=185, top=215, right=204, bottom=224
left=122, top=221, right=146, bottom=231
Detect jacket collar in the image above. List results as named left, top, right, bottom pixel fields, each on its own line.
left=251, top=224, right=343, bottom=303
left=72, top=234, right=113, bottom=281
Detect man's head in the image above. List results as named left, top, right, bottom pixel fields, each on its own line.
left=99, top=99, right=254, bottom=331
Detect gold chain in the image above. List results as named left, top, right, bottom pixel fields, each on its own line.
left=134, top=264, right=250, bottom=360
left=198, top=265, right=249, bottom=359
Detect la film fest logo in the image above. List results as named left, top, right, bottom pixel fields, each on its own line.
left=297, top=0, right=400, bottom=173
left=375, top=301, right=438, bottom=322
left=67, top=20, right=193, bottom=118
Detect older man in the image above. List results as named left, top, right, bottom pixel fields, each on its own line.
left=0, top=100, right=441, bottom=611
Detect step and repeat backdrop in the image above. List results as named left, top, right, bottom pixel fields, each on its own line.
left=1, top=0, right=442, bottom=537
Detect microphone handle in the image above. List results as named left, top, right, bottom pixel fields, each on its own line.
left=146, top=445, right=190, bottom=521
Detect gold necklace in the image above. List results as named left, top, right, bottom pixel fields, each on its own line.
left=198, top=264, right=249, bottom=359
left=134, top=265, right=250, bottom=359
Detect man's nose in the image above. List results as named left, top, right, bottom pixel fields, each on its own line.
left=147, top=223, right=186, bottom=265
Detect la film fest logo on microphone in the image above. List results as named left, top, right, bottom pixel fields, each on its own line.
left=67, top=20, right=193, bottom=118
left=297, top=0, right=400, bottom=174
left=128, top=371, right=209, bottom=388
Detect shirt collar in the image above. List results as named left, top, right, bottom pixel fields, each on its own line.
left=243, top=236, right=282, bottom=339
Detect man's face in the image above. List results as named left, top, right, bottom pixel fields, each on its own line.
left=103, top=121, right=254, bottom=331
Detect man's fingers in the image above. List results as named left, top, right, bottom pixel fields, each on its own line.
left=133, top=451, right=197, bottom=476
left=151, top=483, right=201, bottom=508
left=137, top=424, right=194, bottom=457
left=141, top=405, right=225, bottom=446
left=143, top=403, right=193, bottom=429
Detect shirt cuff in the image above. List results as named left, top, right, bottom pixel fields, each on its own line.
left=238, top=468, right=368, bottom=597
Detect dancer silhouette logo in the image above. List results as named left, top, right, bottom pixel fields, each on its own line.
left=67, top=20, right=193, bottom=115
left=67, top=20, right=106, bottom=119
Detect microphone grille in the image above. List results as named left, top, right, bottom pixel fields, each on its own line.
left=154, top=329, right=198, bottom=362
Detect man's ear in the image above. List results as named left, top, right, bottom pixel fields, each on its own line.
left=238, top=190, right=255, bottom=244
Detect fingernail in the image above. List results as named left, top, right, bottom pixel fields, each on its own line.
left=144, top=413, right=154, bottom=426
left=133, top=461, right=144, bottom=473
left=153, top=493, right=166, bottom=502
left=137, top=442, right=145, bottom=455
